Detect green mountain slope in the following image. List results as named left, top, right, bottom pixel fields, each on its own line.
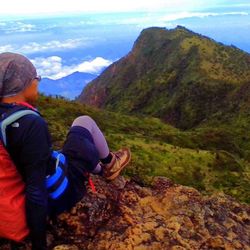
left=78, top=26, right=250, bottom=130
left=37, top=95, right=250, bottom=203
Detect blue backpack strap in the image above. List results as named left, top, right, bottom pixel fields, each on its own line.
left=0, top=108, right=40, bottom=146
left=46, top=151, right=68, bottom=199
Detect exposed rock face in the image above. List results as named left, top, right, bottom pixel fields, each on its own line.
left=0, top=176, right=249, bottom=249
left=51, top=176, right=249, bottom=250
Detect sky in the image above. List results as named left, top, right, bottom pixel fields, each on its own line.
left=0, top=0, right=250, bottom=99
left=1, top=0, right=250, bottom=15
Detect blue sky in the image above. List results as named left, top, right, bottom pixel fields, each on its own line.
left=1, top=9, right=249, bottom=79
left=1, top=0, right=250, bottom=16
left=0, top=0, right=249, bottom=98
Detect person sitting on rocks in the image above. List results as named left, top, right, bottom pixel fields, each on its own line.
left=0, top=52, right=131, bottom=250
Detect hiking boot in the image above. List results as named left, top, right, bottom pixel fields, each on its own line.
left=102, top=148, right=131, bottom=180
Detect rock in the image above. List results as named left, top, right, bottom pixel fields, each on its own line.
left=53, top=245, right=79, bottom=250
left=1, top=175, right=249, bottom=250
left=49, top=175, right=250, bottom=250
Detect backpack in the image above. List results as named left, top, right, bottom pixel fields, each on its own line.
left=0, top=107, right=68, bottom=242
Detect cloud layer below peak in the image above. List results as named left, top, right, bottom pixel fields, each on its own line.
left=31, top=56, right=112, bottom=79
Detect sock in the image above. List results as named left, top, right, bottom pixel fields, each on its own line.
left=92, top=164, right=102, bottom=174
left=100, top=152, right=113, bottom=165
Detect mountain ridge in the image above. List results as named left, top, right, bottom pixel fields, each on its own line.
left=40, top=71, right=96, bottom=99
left=78, top=26, right=250, bottom=129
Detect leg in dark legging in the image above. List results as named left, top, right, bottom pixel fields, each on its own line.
left=71, top=116, right=112, bottom=172
left=71, top=115, right=131, bottom=180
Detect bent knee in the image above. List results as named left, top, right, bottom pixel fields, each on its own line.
left=72, top=115, right=95, bottom=129
left=75, top=115, right=93, bottom=123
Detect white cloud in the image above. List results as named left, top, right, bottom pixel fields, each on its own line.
left=30, top=56, right=62, bottom=78
left=21, top=39, right=84, bottom=52
left=0, top=44, right=15, bottom=53
left=15, top=22, right=36, bottom=32
left=2, top=21, right=37, bottom=33
left=0, top=38, right=88, bottom=54
left=31, top=56, right=112, bottom=79
left=161, top=11, right=249, bottom=22
left=75, top=57, right=112, bottom=75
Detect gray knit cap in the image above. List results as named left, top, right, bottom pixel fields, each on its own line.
left=0, top=52, right=37, bottom=98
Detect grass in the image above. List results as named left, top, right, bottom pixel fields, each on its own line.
left=37, top=95, right=250, bottom=203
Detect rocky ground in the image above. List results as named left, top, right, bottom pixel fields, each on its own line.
left=1, top=176, right=249, bottom=250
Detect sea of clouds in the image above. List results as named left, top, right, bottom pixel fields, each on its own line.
left=31, top=56, right=112, bottom=79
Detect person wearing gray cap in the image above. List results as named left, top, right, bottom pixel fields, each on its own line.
left=0, top=52, right=40, bottom=103
left=0, top=52, right=131, bottom=250
left=0, top=52, right=48, bottom=250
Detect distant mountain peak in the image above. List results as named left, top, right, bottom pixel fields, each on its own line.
left=78, top=26, right=250, bottom=129
left=40, top=71, right=97, bottom=100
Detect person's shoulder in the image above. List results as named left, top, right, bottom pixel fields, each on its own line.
left=19, top=111, right=47, bottom=129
